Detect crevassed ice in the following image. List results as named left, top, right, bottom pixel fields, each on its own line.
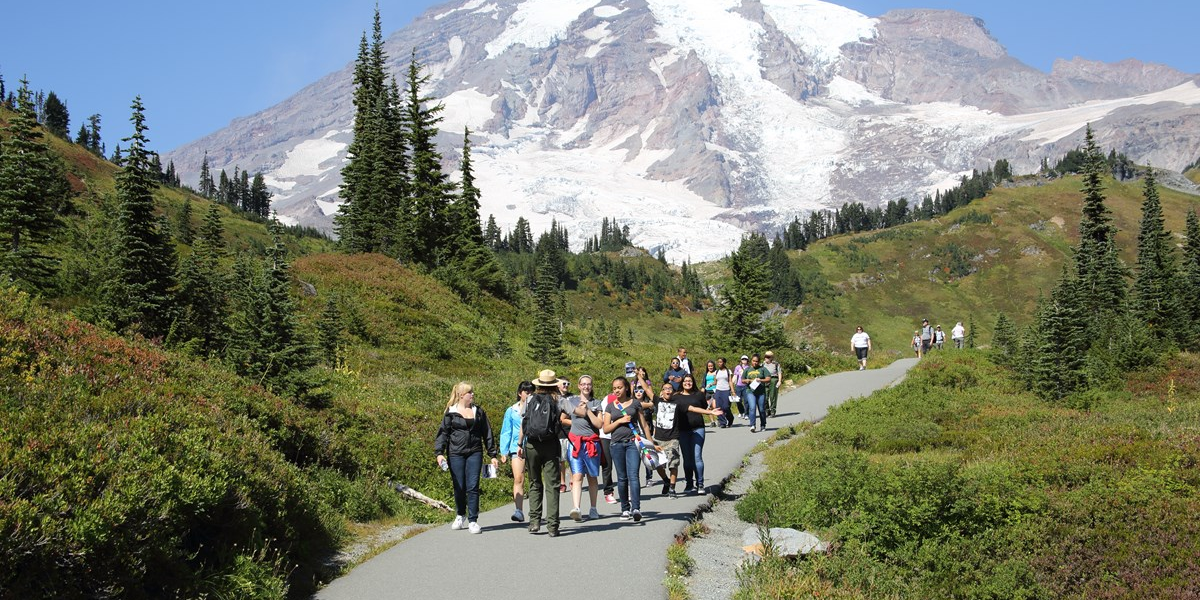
left=485, top=0, right=603, bottom=58
left=759, top=0, right=876, bottom=65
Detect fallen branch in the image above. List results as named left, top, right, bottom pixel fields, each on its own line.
left=393, top=483, right=452, bottom=512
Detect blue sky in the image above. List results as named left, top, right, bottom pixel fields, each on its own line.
left=2, top=1, right=1196, bottom=153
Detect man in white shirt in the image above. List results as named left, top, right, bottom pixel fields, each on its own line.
left=951, top=322, right=966, bottom=349
left=676, top=347, right=692, bottom=375
left=851, top=326, right=872, bottom=371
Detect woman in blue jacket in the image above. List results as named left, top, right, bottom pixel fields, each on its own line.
left=435, top=382, right=500, bottom=534
left=499, top=381, right=534, bottom=522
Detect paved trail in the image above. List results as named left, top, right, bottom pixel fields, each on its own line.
left=317, top=359, right=917, bottom=600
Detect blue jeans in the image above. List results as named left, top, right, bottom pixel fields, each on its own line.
left=610, top=441, right=642, bottom=513
left=714, top=389, right=732, bottom=427
left=448, top=452, right=483, bottom=522
left=746, top=391, right=767, bottom=429
left=681, top=427, right=706, bottom=487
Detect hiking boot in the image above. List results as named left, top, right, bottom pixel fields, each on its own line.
left=528, top=520, right=540, bottom=533
left=548, top=527, right=560, bottom=537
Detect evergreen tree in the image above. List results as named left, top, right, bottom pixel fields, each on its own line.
left=0, top=78, right=70, bottom=292
left=198, top=152, right=215, bottom=198
left=94, top=96, right=177, bottom=337
left=1073, top=124, right=1127, bottom=317
left=1181, top=210, right=1200, bottom=349
left=317, top=294, right=344, bottom=366
left=175, top=198, right=194, bottom=245
left=509, top=217, right=533, bottom=253
left=966, top=318, right=976, bottom=349
left=767, top=238, right=804, bottom=307
left=42, top=91, right=69, bottom=139
left=484, top=214, right=502, bottom=250
left=402, top=51, right=455, bottom=266
left=449, top=127, right=483, bottom=247
left=1132, top=168, right=1183, bottom=343
left=713, top=234, right=777, bottom=350
left=75, top=123, right=90, bottom=147
left=227, top=221, right=326, bottom=406
left=86, top=114, right=103, bottom=156
left=528, top=256, right=566, bottom=365
left=992, top=313, right=1018, bottom=363
left=171, top=204, right=227, bottom=355
left=1028, top=269, right=1088, bottom=401
left=249, top=172, right=271, bottom=218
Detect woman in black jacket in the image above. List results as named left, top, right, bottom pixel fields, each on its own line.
left=435, top=382, right=500, bottom=534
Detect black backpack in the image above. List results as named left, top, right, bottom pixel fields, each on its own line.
left=524, top=393, right=559, bottom=443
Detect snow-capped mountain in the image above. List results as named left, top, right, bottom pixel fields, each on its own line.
left=165, top=0, right=1200, bottom=262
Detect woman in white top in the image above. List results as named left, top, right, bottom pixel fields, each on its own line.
left=712, top=357, right=734, bottom=427
left=851, top=326, right=872, bottom=371
left=951, top=322, right=966, bottom=349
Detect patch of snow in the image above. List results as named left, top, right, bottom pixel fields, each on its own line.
left=434, top=0, right=489, bottom=20
left=473, top=3, right=498, bottom=16
left=275, top=214, right=299, bottom=226
left=582, top=22, right=617, bottom=58
left=1014, top=81, right=1200, bottom=145
left=271, top=130, right=346, bottom=179
left=262, top=176, right=296, bottom=192
left=760, top=0, right=876, bottom=65
left=316, top=200, right=340, bottom=216
left=485, top=0, right=603, bottom=58
left=825, top=76, right=894, bottom=108
left=593, top=5, right=624, bottom=18
left=440, top=88, right=499, bottom=133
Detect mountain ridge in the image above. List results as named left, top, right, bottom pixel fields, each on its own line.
left=164, top=0, right=1200, bottom=262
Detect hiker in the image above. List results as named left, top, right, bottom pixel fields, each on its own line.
left=593, top=377, right=618, bottom=506
left=632, top=384, right=655, bottom=484
left=920, top=319, right=933, bottom=355
left=912, top=330, right=922, bottom=358
left=556, top=378, right=572, bottom=493
left=677, top=374, right=722, bottom=494
left=712, top=357, right=735, bottom=428
left=566, top=375, right=604, bottom=523
left=676, top=346, right=692, bottom=375
left=732, top=355, right=750, bottom=422
left=934, top=325, right=946, bottom=350
left=652, top=382, right=685, bottom=497
left=498, top=381, right=534, bottom=522
left=702, top=360, right=718, bottom=428
left=602, top=376, right=655, bottom=522
left=851, top=326, right=871, bottom=370
left=434, top=382, right=500, bottom=534
left=952, top=321, right=966, bottom=349
left=741, top=354, right=771, bottom=433
left=519, top=369, right=571, bottom=537
left=762, top=351, right=782, bottom=417
left=662, top=357, right=687, bottom=391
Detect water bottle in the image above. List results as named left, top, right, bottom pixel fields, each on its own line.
left=439, top=457, right=449, bottom=471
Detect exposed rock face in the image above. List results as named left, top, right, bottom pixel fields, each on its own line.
left=164, top=0, right=1200, bottom=262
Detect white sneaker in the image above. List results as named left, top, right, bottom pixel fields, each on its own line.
left=570, top=508, right=582, bottom=522
left=468, top=521, right=482, bottom=534
left=620, top=511, right=632, bottom=521
left=589, top=507, right=600, bottom=520
left=451, top=515, right=465, bottom=530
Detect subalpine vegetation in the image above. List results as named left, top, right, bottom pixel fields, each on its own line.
left=735, top=126, right=1200, bottom=598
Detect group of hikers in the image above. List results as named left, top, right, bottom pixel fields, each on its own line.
left=432, top=347, right=783, bottom=536
left=910, top=319, right=966, bottom=358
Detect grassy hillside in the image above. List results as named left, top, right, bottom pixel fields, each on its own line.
left=789, top=175, right=1200, bottom=359
left=736, top=350, right=1200, bottom=598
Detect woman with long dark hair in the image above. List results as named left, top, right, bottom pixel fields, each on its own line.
left=602, top=376, right=655, bottom=522
left=499, top=380, right=535, bottom=522
left=676, top=374, right=721, bottom=493
left=435, top=382, right=500, bottom=534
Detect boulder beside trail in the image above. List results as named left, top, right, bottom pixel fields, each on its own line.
left=741, top=527, right=828, bottom=558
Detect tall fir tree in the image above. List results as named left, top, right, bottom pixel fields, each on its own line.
left=1132, top=168, right=1183, bottom=343
left=175, top=198, right=194, bottom=245
left=1073, top=124, right=1127, bottom=318
left=528, top=256, right=566, bottom=365
left=198, top=152, right=215, bottom=198
left=1181, top=209, right=1200, bottom=350
left=171, top=204, right=228, bottom=355
left=317, top=294, right=344, bottom=366
left=401, top=50, right=455, bottom=266
left=0, top=78, right=70, bottom=292
left=86, top=113, right=103, bottom=156
left=713, top=234, right=780, bottom=351
left=1027, top=268, right=1088, bottom=401
left=95, top=96, right=177, bottom=337
left=449, top=127, right=483, bottom=247
left=41, top=91, right=69, bottom=139
left=249, top=172, right=272, bottom=218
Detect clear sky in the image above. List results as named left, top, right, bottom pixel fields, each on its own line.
left=2, top=1, right=1196, bottom=153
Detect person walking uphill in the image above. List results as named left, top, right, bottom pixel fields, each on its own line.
left=498, top=381, right=535, bottom=522
left=519, top=370, right=571, bottom=537
left=566, top=375, right=605, bottom=523
left=762, top=351, right=782, bottom=417
left=602, top=376, right=654, bottom=522
left=851, top=326, right=872, bottom=370
left=435, top=382, right=500, bottom=535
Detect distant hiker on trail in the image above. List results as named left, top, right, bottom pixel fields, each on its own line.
left=851, top=326, right=872, bottom=370
left=712, top=357, right=735, bottom=428
left=912, top=330, right=923, bottom=358
left=762, top=351, right=782, bottom=417
left=677, top=374, right=722, bottom=494
left=676, top=346, right=692, bottom=375
left=602, top=376, right=654, bottom=522
left=920, top=319, right=933, bottom=355
left=934, top=325, right=946, bottom=350
left=741, top=354, right=772, bottom=433
left=663, top=357, right=687, bottom=391
left=434, top=382, right=500, bottom=535
left=652, top=383, right=685, bottom=497
left=519, top=370, right=572, bottom=537
left=566, top=375, right=604, bottom=523
left=594, top=377, right=618, bottom=506
left=498, top=381, right=535, bottom=522
left=952, top=321, right=966, bottom=349
left=702, top=360, right=718, bottom=428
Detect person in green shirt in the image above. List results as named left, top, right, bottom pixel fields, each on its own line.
left=740, top=354, right=772, bottom=432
